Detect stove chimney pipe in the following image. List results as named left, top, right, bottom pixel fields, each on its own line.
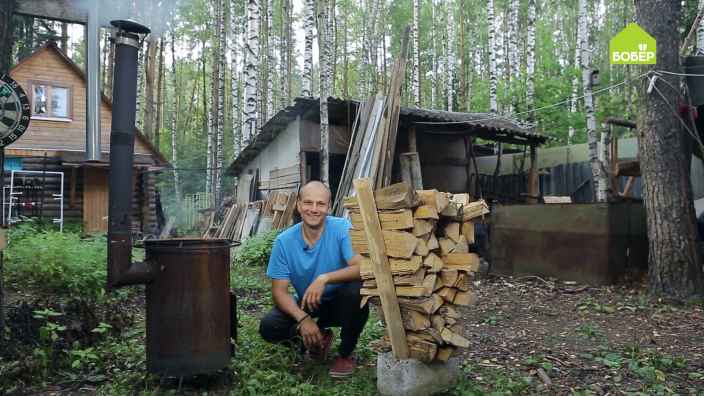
left=107, top=20, right=153, bottom=289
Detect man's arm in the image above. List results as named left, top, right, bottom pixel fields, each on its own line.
left=300, top=253, right=363, bottom=311
left=271, top=279, right=322, bottom=348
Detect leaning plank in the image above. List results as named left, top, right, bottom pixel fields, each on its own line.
left=353, top=178, right=409, bottom=359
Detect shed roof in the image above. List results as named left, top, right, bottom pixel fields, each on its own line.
left=226, top=96, right=548, bottom=176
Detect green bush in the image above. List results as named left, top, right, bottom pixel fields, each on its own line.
left=234, top=230, right=280, bottom=267
left=6, top=229, right=107, bottom=297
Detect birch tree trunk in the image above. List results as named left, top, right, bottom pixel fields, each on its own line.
left=526, top=0, right=536, bottom=124
left=231, top=0, right=242, bottom=158
left=488, top=0, right=497, bottom=113
left=155, top=37, right=164, bottom=151
left=412, top=0, right=421, bottom=107
left=215, top=0, right=227, bottom=202
left=446, top=0, right=455, bottom=112
left=170, top=32, right=181, bottom=205
left=698, top=0, right=704, bottom=55
left=508, top=0, right=519, bottom=114
left=143, top=38, right=158, bottom=139
left=579, top=0, right=604, bottom=202
left=243, top=0, right=260, bottom=145
left=280, top=0, right=291, bottom=105
left=430, top=0, right=437, bottom=109
left=318, top=0, right=332, bottom=184
left=636, top=0, right=704, bottom=298
left=204, top=39, right=213, bottom=198
left=302, top=0, right=315, bottom=97
left=458, top=1, right=466, bottom=111
left=569, top=3, right=581, bottom=144
left=266, top=0, right=275, bottom=119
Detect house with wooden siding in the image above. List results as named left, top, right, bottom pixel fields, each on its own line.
left=7, top=41, right=169, bottom=233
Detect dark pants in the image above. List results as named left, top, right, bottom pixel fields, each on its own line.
left=259, top=281, right=369, bottom=357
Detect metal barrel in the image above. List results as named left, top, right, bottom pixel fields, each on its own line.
left=144, top=239, right=232, bottom=377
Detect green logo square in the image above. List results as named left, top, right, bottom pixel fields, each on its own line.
left=610, top=23, right=656, bottom=65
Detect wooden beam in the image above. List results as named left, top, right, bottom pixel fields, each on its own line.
left=408, top=126, right=418, bottom=152
left=16, top=0, right=88, bottom=24
left=527, top=145, right=539, bottom=204
left=399, top=152, right=423, bottom=190
left=353, top=178, right=409, bottom=359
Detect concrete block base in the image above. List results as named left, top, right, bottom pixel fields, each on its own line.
left=376, top=352, right=460, bottom=396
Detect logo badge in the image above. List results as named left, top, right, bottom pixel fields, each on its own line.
left=610, top=23, right=656, bottom=65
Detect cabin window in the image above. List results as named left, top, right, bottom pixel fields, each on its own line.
left=30, top=82, right=72, bottom=121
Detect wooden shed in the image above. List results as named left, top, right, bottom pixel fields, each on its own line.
left=7, top=42, right=169, bottom=234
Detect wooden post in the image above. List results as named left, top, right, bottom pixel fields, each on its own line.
left=399, top=152, right=423, bottom=190
left=353, top=178, right=409, bottom=359
left=527, top=145, right=539, bottom=204
left=408, top=126, right=417, bottom=152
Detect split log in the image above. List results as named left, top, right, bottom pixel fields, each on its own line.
left=440, top=327, right=470, bottom=348
left=453, top=273, right=471, bottom=291
left=436, top=346, right=454, bottom=362
left=360, top=256, right=423, bottom=279
left=438, top=237, right=456, bottom=256
left=361, top=286, right=430, bottom=297
left=426, top=233, right=439, bottom=250
left=440, top=269, right=459, bottom=287
left=422, top=273, right=437, bottom=295
left=423, top=253, right=444, bottom=273
left=438, top=305, right=459, bottom=319
left=350, top=209, right=414, bottom=230
left=416, top=189, right=449, bottom=213
left=431, top=314, right=445, bottom=332
left=462, top=199, right=489, bottom=221
left=397, top=294, right=444, bottom=314
left=415, top=237, right=429, bottom=256
left=413, top=218, right=435, bottom=236
left=395, top=268, right=426, bottom=286
left=350, top=229, right=418, bottom=258
left=453, top=237, right=469, bottom=253
left=453, top=290, right=477, bottom=306
left=408, top=339, right=438, bottom=363
left=444, top=222, right=461, bottom=243
left=462, top=221, right=475, bottom=244
left=451, top=193, right=471, bottom=206
left=401, top=309, right=431, bottom=331
left=439, top=201, right=463, bottom=220
left=437, top=287, right=457, bottom=303
left=414, top=205, right=439, bottom=220
left=442, top=253, right=480, bottom=272
left=433, top=275, right=444, bottom=292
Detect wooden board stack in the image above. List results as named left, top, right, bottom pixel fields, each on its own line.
left=345, top=182, right=489, bottom=363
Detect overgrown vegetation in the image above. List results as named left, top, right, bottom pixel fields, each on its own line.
left=5, top=221, right=107, bottom=298
left=233, top=230, right=279, bottom=267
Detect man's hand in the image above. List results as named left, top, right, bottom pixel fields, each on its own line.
left=298, top=316, right=322, bottom=350
left=301, top=274, right=328, bottom=311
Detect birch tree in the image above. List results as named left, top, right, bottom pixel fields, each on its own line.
left=579, top=0, right=604, bottom=202
left=215, top=0, right=227, bottom=201
left=231, top=0, right=242, bottom=158
left=302, top=0, right=315, bottom=97
left=412, top=0, right=421, bottom=107
left=243, top=0, right=260, bottom=145
left=488, top=0, right=497, bottom=113
left=170, top=32, right=181, bottom=204
left=698, top=0, right=704, bottom=55
left=143, top=37, right=158, bottom=139
left=569, top=2, right=581, bottom=144
left=508, top=0, right=519, bottom=114
left=266, top=0, right=275, bottom=119
left=318, top=0, right=333, bottom=183
left=526, top=0, right=536, bottom=124
left=446, top=0, right=455, bottom=111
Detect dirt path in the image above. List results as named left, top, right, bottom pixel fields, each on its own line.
left=457, top=275, right=704, bottom=394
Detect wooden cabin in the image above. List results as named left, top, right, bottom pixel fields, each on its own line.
left=7, top=42, right=169, bottom=234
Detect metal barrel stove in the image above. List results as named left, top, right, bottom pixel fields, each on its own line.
left=106, top=20, right=233, bottom=377
left=144, top=239, right=233, bottom=377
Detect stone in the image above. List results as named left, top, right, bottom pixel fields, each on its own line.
left=376, top=352, right=460, bottom=396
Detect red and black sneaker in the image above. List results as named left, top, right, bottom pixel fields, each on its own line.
left=329, top=355, right=356, bottom=378
left=308, top=329, right=335, bottom=362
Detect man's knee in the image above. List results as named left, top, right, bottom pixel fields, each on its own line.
left=259, top=309, right=294, bottom=342
left=337, top=281, right=362, bottom=300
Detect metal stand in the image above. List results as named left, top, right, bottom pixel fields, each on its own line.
left=7, top=169, right=64, bottom=231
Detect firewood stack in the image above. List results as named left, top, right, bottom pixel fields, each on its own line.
left=344, top=183, right=489, bottom=363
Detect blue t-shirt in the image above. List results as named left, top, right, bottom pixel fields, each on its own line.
left=266, top=216, right=356, bottom=300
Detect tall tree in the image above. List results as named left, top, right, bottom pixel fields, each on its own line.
left=525, top=0, right=536, bottom=124
left=508, top=0, right=519, bottom=114
left=569, top=2, right=581, bottom=144
left=446, top=0, right=455, bottom=111
left=698, top=0, right=704, bottom=55
left=318, top=0, right=333, bottom=183
left=412, top=0, right=421, bottom=107
left=302, top=0, right=315, bottom=97
left=143, top=37, right=158, bottom=140
left=215, top=0, right=227, bottom=201
left=231, top=0, right=242, bottom=158
left=579, top=0, right=604, bottom=202
left=266, top=0, right=275, bottom=120
left=488, top=0, right=497, bottom=113
left=636, top=0, right=704, bottom=298
left=243, top=0, right=260, bottom=144
left=170, top=32, right=181, bottom=205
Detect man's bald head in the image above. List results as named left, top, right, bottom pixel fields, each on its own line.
left=298, top=181, right=332, bottom=203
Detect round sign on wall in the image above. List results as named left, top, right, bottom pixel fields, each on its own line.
left=0, top=74, right=31, bottom=148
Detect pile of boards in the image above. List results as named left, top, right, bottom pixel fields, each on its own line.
left=344, top=182, right=489, bottom=363
left=204, top=190, right=298, bottom=241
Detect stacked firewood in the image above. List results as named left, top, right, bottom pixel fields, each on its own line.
left=344, top=183, right=489, bottom=363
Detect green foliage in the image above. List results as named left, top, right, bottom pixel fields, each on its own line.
left=6, top=227, right=107, bottom=297
left=234, top=230, right=280, bottom=267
